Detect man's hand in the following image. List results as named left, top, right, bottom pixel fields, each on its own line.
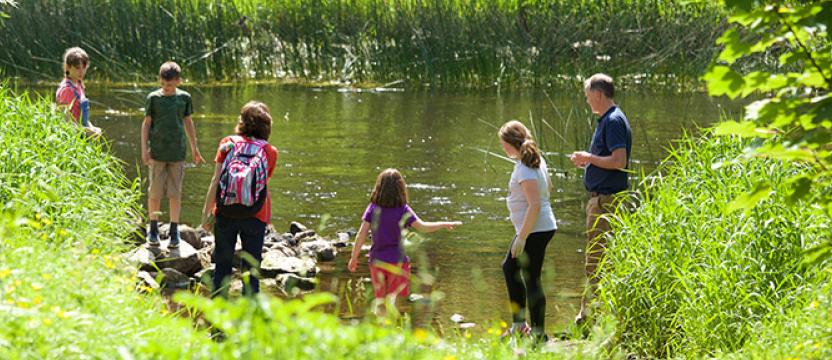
left=570, top=151, right=592, bottom=168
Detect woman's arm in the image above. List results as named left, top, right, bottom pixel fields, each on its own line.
left=511, top=179, right=541, bottom=258
left=200, top=163, right=222, bottom=231
left=348, top=221, right=371, bottom=272
left=411, top=219, right=462, bottom=233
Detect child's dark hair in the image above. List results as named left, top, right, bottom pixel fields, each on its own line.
left=159, top=61, right=181, bottom=80
left=499, top=120, right=542, bottom=169
left=63, top=47, right=89, bottom=77
left=370, top=168, right=408, bottom=208
left=236, top=101, right=272, bottom=140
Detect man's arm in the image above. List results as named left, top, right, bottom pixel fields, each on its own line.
left=571, top=148, right=627, bottom=170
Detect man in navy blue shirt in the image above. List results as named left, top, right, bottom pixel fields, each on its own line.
left=570, top=73, right=632, bottom=326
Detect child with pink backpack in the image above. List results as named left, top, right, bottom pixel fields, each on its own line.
left=201, top=101, right=278, bottom=297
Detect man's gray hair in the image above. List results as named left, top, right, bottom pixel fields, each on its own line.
left=584, top=73, right=615, bottom=99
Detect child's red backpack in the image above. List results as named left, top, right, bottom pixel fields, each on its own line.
left=216, top=136, right=269, bottom=218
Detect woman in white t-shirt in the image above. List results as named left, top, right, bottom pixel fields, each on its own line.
left=498, top=120, right=557, bottom=342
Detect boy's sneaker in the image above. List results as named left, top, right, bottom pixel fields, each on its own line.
left=167, top=230, right=180, bottom=249
left=147, top=233, right=161, bottom=248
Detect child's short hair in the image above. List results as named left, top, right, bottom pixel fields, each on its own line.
left=236, top=101, right=272, bottom=140
left=159, top=61, right=182, bottom=81
left=370, top=169, right=408, bottom=208
left=63, top=47, right=89, bottom=72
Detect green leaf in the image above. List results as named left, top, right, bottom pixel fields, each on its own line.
left=799, top=69, right=827, bottom=88
left=727, top=181, right=772, bottom=213
left=803, top=241, right=832, bottom=267
left=713, top=120, right=766, bottom=138
left=724, top=0, right=755, bottom=13
left=703, top=65, right=746, bottom=99
left=755, top=143, right=815, bottom=162
left=717, top=28, right=750, bottom=64
left=742, top=71, right=789, bottom=96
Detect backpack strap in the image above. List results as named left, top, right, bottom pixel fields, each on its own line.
left=63, top=78, right=83, bottom=101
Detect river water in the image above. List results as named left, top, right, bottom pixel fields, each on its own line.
left=30, top=82, right=740, bottom=332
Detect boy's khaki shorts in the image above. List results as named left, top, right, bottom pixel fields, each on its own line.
left=148, top=160, right=185, bottom=199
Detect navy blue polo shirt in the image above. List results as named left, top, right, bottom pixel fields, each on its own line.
left=584, top=106, right=632, bottom=194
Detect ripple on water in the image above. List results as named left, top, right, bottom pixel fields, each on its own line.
left=409, top=183, right=447, bottom=191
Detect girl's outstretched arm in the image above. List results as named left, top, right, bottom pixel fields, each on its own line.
left=348, top=221, right=371, bottom=272
left=411, top=219, right=463, bottom=233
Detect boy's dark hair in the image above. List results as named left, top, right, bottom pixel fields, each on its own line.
left=236, top=101, right=272, bottom=140
left=63, top=47, right=89, bottom=76
left=370, top=169, right=408, bottom=208
left=584, top=73, right=615, bottom=98
left=159, top=61, right=182, bottom=80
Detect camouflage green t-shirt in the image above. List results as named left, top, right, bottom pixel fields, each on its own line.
left=144, top=89, right=193, bottom=162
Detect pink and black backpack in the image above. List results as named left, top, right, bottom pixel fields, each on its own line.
left=216, top=136, right=269, bottom=218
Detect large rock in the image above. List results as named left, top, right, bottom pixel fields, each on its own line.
left=260, top=252, right=317, bottom=277
left=178, top=225, right=203, bottom=250
left=289, top=221, right=307, bottom=235
left=292, top=230, right=317, bottom=243
left=136, top=271, right=160, bottom=291
left=276, top=273, right=317, bottom=292
left=125, top=240, right=202, bottom=276
left=269, top=243, right=300, bottom=258
left=301, top=239, right=337, bottom=261
left=160, top=268, right=191, bottom=289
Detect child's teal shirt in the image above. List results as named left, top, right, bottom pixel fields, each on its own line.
left=145, top=88, right=193, bottom=162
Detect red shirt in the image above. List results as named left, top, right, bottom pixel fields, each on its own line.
left=55, top=78, right=84, bottom=121
left=213, top=136, right=278, bottom=224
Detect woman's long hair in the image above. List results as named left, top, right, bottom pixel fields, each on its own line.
left=499, top=120, right=542, bottom=168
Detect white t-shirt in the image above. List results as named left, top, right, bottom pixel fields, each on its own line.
left=507, top=157, right=557, bottom=234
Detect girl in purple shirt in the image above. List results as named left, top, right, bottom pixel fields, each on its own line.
left=348, top=168, right=462, bottom=314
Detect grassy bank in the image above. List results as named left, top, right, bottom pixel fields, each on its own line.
left=596, top=134, right=832, bottom=358
left=0, top=85, right=206, bottom=357
left=0, top=0, right=723, bottom=88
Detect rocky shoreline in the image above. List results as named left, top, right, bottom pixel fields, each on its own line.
left=126, top=221, right=355, bottom=296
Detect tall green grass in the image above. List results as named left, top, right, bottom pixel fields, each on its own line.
left=595, top=133, right=832, bottom=358
left=0, top=0, right=724, bottom=87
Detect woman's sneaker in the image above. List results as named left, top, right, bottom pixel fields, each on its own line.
left=500, top=322, right=532, bottom=341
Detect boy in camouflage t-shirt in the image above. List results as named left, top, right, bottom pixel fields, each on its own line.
left=141, top=61, right=204, bottom=249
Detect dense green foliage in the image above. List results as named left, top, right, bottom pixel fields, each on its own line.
left=595, top=134, right=831, bottom=358
left=0, top=0, right=723, bottom=87
left=702, top=0, right=832, bottom=262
